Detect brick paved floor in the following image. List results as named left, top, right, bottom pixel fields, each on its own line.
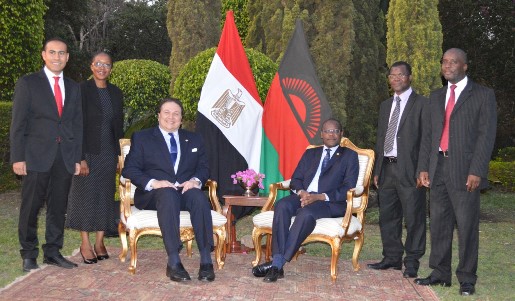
left=0, top=247, right=439, bottom=301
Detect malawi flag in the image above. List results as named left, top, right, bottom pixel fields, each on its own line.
left=261, top=19, right=332, bottom=195
left=196, top=11, right=263, bottom=211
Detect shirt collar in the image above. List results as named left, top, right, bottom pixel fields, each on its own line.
left=394, top=87, right=413, bottom=102
left=43, top=66, right=63, bottom=81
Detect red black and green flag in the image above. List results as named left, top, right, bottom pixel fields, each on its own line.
left=261, top=19, right=332, bottom=195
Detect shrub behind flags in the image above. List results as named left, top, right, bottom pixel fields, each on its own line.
left=197, top=11, right=263, bottom=213
left=261, top=19, right=332, bottom=194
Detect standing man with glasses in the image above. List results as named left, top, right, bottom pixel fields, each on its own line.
left=10, top=37, right=83, bottom=272
left=252, top=118, right=359, bottom=282
left=122, top=98, right=215, bottom=282
left=368, top=61, right=429, bottom=279
left=415, top=48, right=497, bottom=296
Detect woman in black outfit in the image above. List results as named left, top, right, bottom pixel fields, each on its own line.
left=66, top=51, right=124, bottom=263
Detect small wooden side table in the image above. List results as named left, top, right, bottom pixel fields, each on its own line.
left=222, top=195, right=268, bottom=254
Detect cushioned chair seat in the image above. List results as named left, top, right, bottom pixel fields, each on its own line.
left=126, top=207, right=227, bottom=230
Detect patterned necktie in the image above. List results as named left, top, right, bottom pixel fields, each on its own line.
left=53, top=76, right=63, bottom=116
left=321, top=149, right=331, bottom=171
left=169, top=133, right=177, bottom=167
left=440, top=85, right=457, bottom=152
left=384, top=96, right=401, bottom=154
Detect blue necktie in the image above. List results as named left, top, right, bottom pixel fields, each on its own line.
left=169, top=133, right=177, bottom=167
left=322, top=149, right=331, bottom=171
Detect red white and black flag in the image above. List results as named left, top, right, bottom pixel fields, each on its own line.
left=196, top=11, right=263, bottom=208
left=261, top=19, right=332, bottom=193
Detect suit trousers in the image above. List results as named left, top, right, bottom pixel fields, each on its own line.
left=18, top=146, right=72, bottom=259
left=429, top=154, right=479, bottom=284
left=144, top=187, right=214, bottom=266
left=272, top=194, right=343, bottom=261
left=378, top=160, right=426, bottom=268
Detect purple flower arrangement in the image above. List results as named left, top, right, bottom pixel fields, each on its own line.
left=231, top=169, right=265, bottom=189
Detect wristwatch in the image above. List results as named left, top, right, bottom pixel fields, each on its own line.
left=191, top=177, right=201, bottom=186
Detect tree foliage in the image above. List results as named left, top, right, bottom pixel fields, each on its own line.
left=221, top=0, right=250, bottom=46
left=386, top=0, right=443, bottom=96
left=107, top=0, right=171, bottom=65
left=245, top=0, right=388, bottom=147
left=108, top=59, right=171, bottom=128
left=0, top=1, right=47, bottom=100
left=167, top=0, right=221, bottom=93
left=439, top=0, right=514, bottom=152
left=173, top=47, right=277, bottom=121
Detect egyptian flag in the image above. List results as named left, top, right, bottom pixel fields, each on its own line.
left=196, top=11, right=263, bottom=216
left=261, top=19, right=332, bottom=195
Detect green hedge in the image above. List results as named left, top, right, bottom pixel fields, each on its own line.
left=489, top=147, right=515, bottom=192
left=109, top=59, right=172, bottom=130
left=0, top=101, right=20, bottom=192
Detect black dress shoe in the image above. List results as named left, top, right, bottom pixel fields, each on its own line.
left=252, top=261, right=273, bottom=277
left=166, top=263, right=191, bottom=282
left=43, top=254, right=78, bottom=269
left=22, top=258, right=39, bottom=272
left=414, top=275, right=451, bottom=287
left=459, top=282, right=475, bottom=296
left=198, top=263, right=215, bottom=282
left=403, top=267, right=418, bottom=278
left=367, top=259, right=402, bottom=270
left=263, top=266, right=284, bottom=283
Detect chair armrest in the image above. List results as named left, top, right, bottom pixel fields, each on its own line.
left=205, top=179, right=223, bottom=214
left=119, top=176, right=133, bottom=223
left=262, top=180, right=291, bottom=212
left=341, top=188, right=356, bottom=232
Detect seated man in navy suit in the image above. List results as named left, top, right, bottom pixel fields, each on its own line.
left=122, top=98, right=215, bottom=282
left=252, top=118, right=359, bottom=282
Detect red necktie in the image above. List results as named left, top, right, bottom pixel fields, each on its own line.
left=440, top=84, right=457, bottom=151
left=53, top=76, right=63, bottom=117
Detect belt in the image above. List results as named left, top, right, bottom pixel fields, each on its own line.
left=439, top=150, right=449, bottom=157
left=384, top=157, right=397, bottom=163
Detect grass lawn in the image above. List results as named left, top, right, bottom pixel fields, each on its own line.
left=0, top=188, right=513, bottom=300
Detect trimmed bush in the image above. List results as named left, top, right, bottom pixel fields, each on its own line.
left=0, top=101, right=20, bottom=192
left=109, top=59, right=172, bottom=130
left=173, top=47, right=277, bottom=121
left=489, top=147, right=515, bottom=192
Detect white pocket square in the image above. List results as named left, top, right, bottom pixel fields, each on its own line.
left=192, top=148, right=198, bottom=152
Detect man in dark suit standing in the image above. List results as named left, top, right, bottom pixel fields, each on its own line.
left=368, top=61, right=429, bottom=278
left=10, top=38, right=82, bottom=272
left=122, top=98, right=215, bottom=282
left=415, top=48, right=497, bottom=296
left=252, top=119, right=359, bottom=282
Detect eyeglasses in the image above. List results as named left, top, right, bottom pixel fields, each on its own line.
left=322, top=129, right=341, bottom=134
left=388, top=73, right=409, bottom=79
left=93, top=62, right=112, bottom=69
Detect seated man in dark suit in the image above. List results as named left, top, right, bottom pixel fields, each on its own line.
left=122, top=98, right=215, bottom=282
left=252, top=118, right=359, bottom=282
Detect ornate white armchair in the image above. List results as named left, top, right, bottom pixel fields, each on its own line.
left=251, top=137, right=374, bottom=281
left=117, top=138, right=227, bottom=274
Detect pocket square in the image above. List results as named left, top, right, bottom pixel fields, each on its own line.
left=192, top=148, right=198, bottom=152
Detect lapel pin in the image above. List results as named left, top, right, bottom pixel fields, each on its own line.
left=185, top=139, right=189, bottom=142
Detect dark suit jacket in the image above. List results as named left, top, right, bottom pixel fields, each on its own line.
left=80, top=79, right=124, bottom=157
left=122, top=127, right=210, bottom=209
left=289, top=145, right=359, bottom=204
left=418, top=79, right=497, bottom=190
left=374, top=91, right=429, bottom=185
left=10, top=69, right=82, bottom=174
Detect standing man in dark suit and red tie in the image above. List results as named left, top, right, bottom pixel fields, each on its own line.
left=122, top=98, right=215, bottom=282
left=415, top=48, right=497, bottom=296
left=252, top=118, right=359, bottom=282
left=10, top=37, right=83, bottom=272
left=368, top=61, right=429, bottom=278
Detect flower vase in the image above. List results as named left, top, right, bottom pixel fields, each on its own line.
left=240, top=182, right=258, bottom=197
